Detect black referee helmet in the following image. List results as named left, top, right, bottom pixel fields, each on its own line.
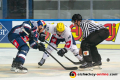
left=72, top=14, right=82, bottom=23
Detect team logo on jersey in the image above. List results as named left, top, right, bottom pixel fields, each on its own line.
left=65, top=40, right=71, bottom=48
left=0, top=22, right=9, bottom=42
left=83, top=51, right=89, bottom=56
left=51, top=37, right=57, bottom=44
left=69, top=71, right=76, bottom=78
left=66, top=43, right=70, bottom=46
left=13, top=39, right=19, bottom=48
left=52, top=39, right=56, bottom=42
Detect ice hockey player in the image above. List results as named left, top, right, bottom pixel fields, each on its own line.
left=37, top=21, right=84, bottom=66
left=8, top=20, right=46, bottom=73
left=71, top=14, right=109, bottom=69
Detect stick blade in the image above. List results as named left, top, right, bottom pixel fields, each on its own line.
left=64, top=55, right=82, bottom=65
left=73, top=62, right=82, bottom=65
left=64, top=67, right=78, bottom=70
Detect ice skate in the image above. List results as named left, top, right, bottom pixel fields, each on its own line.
left=15, top=62, right=28, bottom=73
left=38, top=58, right=46, bottom=68
left=93, top=61, right=102, bottom=69
left=79, top=62, right=93, bottom=71
left=79, top=59, right=85, bottom=64
left=11, top=58, right=17, bottom=71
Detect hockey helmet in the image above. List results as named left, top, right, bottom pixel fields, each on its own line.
left=37, top=20, right=46, bottom=28
left=56, top=22, right=65, bottom=32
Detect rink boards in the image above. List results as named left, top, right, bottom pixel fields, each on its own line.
left=0, top=19, right=120, bottom=49
left=0, top=43, right=120, bottom=49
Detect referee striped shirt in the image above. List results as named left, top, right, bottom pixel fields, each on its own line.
left=80, top=20, right=106, bottom=39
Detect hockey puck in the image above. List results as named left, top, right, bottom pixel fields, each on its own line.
left=107, top=58, right=110, bottom=62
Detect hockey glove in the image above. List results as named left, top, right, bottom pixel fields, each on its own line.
left=28, top=29, right=34, bottom=40
left=39, top=32, right=45, bottom=42
left=38, top=43, right=45, bottom=52
left=57, top=48, right=67, bottom=57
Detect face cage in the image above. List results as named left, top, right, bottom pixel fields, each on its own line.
left=56, top=29, right=65, bottom=36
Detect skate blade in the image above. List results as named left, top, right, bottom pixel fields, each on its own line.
left=38, top=65, right=41, bottom=68
left=93, top=66, right=102, bottom=69
left=79, top=67, right=93, bottom=71
left=11, top=67, right=16, bottom=71
left=15, top=69, right=27, bottom=73
left=38, top=64, right=43, bottom=68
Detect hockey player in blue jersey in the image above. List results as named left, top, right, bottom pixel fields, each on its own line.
left=8, top=20, right=46, bottom=73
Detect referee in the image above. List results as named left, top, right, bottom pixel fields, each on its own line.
left=72, top=14, right=109, bottom=69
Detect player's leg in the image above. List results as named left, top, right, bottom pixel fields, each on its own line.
left=8, top=33, right=29, bottom=72
left=69, top=35, right=83, bottom=61
left=11, top=51, right=20, bottom=71
left=38, top=35, right=58, bottom=66
left=38, top=43, right=57, bottom=66
left=15, top=44, right=29, bottom=73
left=11, top=58, right=17, bottom=71
left=70, top=45, right=84, bottom=62
left=8, top=33, right=19, bottom=70
left=8, top=33, right=17, bottom=71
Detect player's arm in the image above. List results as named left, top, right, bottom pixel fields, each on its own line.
left=29, top=32, right=45, bottom=51
left=22, top=21, right=36, bottom=40
left=38, top=23, right=56, bottom=42
left=44, top=23, right=56, bottom=34
left=64, top=32, right=72, bottom=50
left=29, top=30, right=39, bottom=49
left=22, top=21, right=33, bottom=33
left=57, top=32, right=72, bottom=57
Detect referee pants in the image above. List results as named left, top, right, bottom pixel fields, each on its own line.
left=81, top=28, right=109, bottom=63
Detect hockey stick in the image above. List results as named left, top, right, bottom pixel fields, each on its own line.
left=34, top=40, right=78, bottom=70
left=45, top=40, right=82, bottom=65
left=22, top=28, right=78, bottom=70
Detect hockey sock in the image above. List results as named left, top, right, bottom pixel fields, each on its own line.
left=42, top=52, right=49, bottom=60
left=14, top=55, right=19, bottom=62
left=18, top=51, right=27, bottom=64
left=17, top=45, right=29, bottom=64
left=14, top=51, right=20, bottom=62
left=75, top=54, right=83, bottom=61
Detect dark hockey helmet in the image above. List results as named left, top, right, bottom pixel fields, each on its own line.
left=72, top=14, right=82, bottom=23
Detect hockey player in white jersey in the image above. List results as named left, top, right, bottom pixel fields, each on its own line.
left=38, top=22, right=83, bottom=66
